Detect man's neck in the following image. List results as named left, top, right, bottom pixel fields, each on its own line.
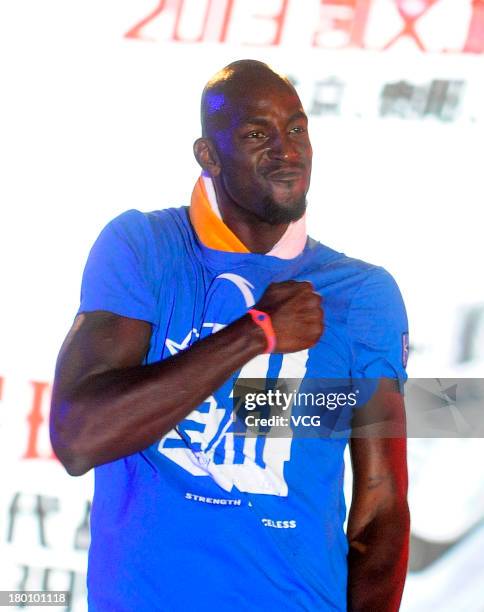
left=212, top=180, right=289, bottom=254
left=191, top=175, right=307, bottom=258
left=217, top=202, right=289, bottom=254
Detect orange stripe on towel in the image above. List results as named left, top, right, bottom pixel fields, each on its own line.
left=189, top=176, right=249, bottom=253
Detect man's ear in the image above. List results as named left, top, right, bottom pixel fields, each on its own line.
left=193, top=138, right=221, bottom=177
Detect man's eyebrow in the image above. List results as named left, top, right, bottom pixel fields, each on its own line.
left=240, top=111, right=308, bottom=127
left=240, top=117, right=271, bottom=127
left=288, top=111, right=308, bottom=123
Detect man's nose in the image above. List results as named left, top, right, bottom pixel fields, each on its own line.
left=267, top=133, right=298, bottom=161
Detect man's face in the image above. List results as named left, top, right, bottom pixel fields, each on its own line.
left=212, top=82, right=313, bottom=225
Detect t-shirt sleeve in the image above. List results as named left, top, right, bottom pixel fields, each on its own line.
left=78, top=209, right=158, bottom=324
left=348, top=267, right=409, bottom=382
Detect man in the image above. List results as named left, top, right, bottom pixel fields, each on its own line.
left=50, top=60, right=409, bottom=611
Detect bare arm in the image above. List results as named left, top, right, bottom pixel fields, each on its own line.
left=50, top=281, right=323, bottom=476
left=347, top=379, right=410, bottom=612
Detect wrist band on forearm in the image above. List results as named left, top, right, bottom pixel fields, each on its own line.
left=247, top=308, right=276, bottom=354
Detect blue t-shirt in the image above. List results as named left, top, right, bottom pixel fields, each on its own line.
left=79, top=207, right=408, bottom=612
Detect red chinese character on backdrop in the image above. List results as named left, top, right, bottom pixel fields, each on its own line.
left=312, top=0, right=371, bottom=48
left=464, top=0, right=484, bottom=52
left=23, top=381, right=56, bottom=460
left=383, top=0, right=439, bottom=50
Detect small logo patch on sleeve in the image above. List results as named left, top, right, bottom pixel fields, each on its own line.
left=402, top=332, right=410, bottom=368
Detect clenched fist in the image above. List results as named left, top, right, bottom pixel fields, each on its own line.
left=253, top=280, right=324, bottom=353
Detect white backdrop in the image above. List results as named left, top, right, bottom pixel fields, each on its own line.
left=1, top=1, right=483, bottom=610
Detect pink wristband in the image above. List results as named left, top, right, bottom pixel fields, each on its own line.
left=248, top=308, right=276, bottom=354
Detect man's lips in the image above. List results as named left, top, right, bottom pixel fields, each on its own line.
left=265, top=168, right=306, bottom=181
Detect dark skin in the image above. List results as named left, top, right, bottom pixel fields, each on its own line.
left=194, top=74, right=312, bottom=253
left=50, top=282, right=322, bottom=474
left=50, top=60, right=408, bottom=611
left=347, top=380, right=409, bottom=611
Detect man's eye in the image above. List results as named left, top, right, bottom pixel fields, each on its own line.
left=290, top=126, right=306, bottom=134
left=246, top=131, right=266, bottom=139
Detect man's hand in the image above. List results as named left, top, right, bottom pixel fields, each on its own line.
left=255, top=280, right=324, bottom=352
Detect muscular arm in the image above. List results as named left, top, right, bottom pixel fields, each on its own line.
left=50, top=311, right=265, bottom=476
left=50, top=281, right=323, bottom=476
left=346, top=379, right=410, bottom=612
